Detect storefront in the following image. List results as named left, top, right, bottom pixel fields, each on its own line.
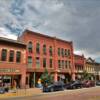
left=0, top=68, right=26, bottom=89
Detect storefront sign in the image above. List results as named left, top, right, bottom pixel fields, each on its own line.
left=0, top=68, right=20, bottom=73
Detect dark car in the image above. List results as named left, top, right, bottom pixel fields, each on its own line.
left=65, top=80, right=83, bottom=89
left=82, top=80, right=95, bottom=88
left=43, top=81, right=65, bottom=92
left=96, top=80, right=100, bottom=86
left=0, top=87, right=5, bottom=94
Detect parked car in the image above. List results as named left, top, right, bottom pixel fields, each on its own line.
left=65, top=80, right=83, bottom=89
left=0, top=87, right=5, bottom=94
left=96, top=80, right=100, bottom=86
left=43, top=81, right=65, bottom=92
left=82, top=80, right=95, bottom=88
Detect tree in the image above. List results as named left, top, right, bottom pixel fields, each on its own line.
left=82, top=70, right=91, bottom=80
left=40, top=69, right=53, bottom=85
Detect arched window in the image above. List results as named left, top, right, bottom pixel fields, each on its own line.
left=43, top=44, right=46, bottom=55
left=36, top=43, right=40, bottom=54
left=28, top=41, right=33, bottom=53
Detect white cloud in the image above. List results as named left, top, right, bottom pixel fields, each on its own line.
left=0, top=27, right=17, bottom=40
left=0, top=0, right=100, bottom=61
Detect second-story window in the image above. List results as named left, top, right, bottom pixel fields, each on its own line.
left=58, top=60, right=61, bottom=68
left=36, top=43, right=40, bottom=54
left=58, top=48, right=60, bottom=56
left=62, top=60, right=64, bottom=69
left=65, top=61, right=68, bottom=69
left=43, top=58, right=46, bottom=68
left=16, top=51, right=21, bottom=63
left=9, top=50, right=14, bottom=62
left=49, top=46, right=52, bottom=56
left=36, top=57, right=40, bottom=68
left=28, top=56, right=32, bottom=68
left=65, top=49, right=67, bottom=56
left=68, top=49, right=71, bottom=57
left=1, top=49, right=7, bottom=61
left=49, top=59, right=52, bottom=68
left=43, top=44, right=46, bottom=55
left=61, top=48, right=64, bottom=57
left=68, top=61, right=71, bottom=69
left=28, top=41, right=33, bottom=53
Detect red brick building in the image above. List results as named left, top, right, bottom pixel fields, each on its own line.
left=0, top=37, right=26, bottom=88
left=19, top=30, right=75, bottom=87
left=74, top=54, right=85, bottom=80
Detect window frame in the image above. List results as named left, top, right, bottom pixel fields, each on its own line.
left=28, top=41, right=33, bottom=53
left=36, top=43, right=40, bottom=54
left=1, top=49, right=7, bottom=61
left=43, top=44, right=46, bottom=55
left=43, top=58, right=46, bottom=68
left=16, top=51, right=21, bottom=63
left=9, top=50, right=14, bottom=62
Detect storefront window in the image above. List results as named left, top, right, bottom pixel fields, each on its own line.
left=9, top=50, right=14, bottom=62
left=1, top=49, right=7, bottom=61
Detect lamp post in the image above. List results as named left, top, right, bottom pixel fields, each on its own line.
left=94, top=62, right=97, bottom=86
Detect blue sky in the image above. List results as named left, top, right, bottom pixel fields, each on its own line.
left=0, top=0, right=100, bottom=62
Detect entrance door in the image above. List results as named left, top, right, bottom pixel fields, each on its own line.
left=3, top=76, right=11, bottom=88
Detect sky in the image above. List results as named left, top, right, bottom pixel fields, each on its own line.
left=0, top=0, right=100, bottom=62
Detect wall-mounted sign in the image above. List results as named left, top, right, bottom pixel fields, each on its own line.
left=0, top=68, right=20, bottom=73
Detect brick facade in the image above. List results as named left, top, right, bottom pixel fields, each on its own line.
left=74, top=54, right=85, bottom=79
left=0, top=29, right=100, bottom=88
left=0, top=37, right=26, bottom=88
left=19, top=30, right=75, bottom=87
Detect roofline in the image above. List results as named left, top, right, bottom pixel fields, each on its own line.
left=0, top=37, right=26, bottom=46
left=74, top=54, right=84, bottom=58
left=22, top=29, right=72, bottom=44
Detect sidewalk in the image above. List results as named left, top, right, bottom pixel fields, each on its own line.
left=0, top=88, right=42, bottom=99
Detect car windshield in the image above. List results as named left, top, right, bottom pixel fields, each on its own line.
left=53, top=81, right=64, bottom=85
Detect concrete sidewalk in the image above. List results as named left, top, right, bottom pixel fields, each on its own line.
left=0, top=88, right=42, bottom=99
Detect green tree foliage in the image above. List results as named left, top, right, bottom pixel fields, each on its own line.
left=82, top=70, right=91, bottom=80
left=40, top=69, right=53, bottom=85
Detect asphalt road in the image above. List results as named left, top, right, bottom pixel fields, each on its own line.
left=2, top=86, right=100, bottom=100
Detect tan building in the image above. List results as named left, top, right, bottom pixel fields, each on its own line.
left=94, top=62, right=100, bottom=80
left=85, top=57, right=100, bottom=81
left=85, top=58, right=95, bottom=74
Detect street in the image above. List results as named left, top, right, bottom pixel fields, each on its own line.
left=2, top=86, right=100, bottom=100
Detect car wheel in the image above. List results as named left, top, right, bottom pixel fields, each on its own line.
left=50, top=88, right=54, bottom=92
left=72, top=86, right=76, bottom=89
